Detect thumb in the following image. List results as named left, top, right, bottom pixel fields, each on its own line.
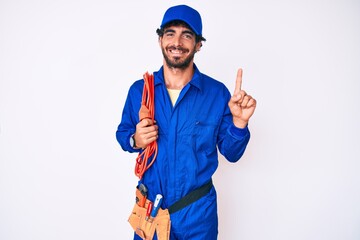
left=139, top=118, right=153, bottom=127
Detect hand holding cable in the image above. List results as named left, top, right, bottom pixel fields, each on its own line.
left=133, top=119, right=158, bottom=149
left=134, top=72, right=158, bottom=179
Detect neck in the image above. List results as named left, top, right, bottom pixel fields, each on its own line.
left=163, top=61, right=194, bottom=90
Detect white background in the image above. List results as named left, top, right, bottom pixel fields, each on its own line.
left=1, top=0, right=359, bottom=239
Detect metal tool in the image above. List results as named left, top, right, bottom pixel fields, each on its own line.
left=136, top=183, right=148, bottom=207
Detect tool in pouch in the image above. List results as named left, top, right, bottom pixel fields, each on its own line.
left=128, top=72, right=171, bottom=240
left=129, top=190, right=170, bottom=240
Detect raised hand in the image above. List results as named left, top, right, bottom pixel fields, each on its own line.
left=228, top=68, right=257, bottom=128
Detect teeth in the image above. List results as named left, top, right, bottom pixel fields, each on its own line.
left=171, top=50, right=182, bottom=54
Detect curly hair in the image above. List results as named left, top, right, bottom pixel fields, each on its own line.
left=156, top=20, right=206, bottom=43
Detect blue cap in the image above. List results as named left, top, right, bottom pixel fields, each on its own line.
left=160, top=5, right=203, bottom=36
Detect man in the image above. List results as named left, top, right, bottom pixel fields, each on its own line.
left=116, top=5, right=256, bottom=240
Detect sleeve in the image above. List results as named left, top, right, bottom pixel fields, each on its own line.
left=217, top=88, right=251, bottom=162
left=115, top=81, right=143, bottom=153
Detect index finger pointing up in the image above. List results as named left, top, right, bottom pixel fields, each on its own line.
left=234, top=68, right=243, bottom=94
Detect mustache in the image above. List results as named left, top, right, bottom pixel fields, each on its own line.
left=166, top=46, right=188, bottom=52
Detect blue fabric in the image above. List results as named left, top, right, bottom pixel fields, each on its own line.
left=161, top=5, right=203, bottom=36
left=116, top=65, right=250, bottom=239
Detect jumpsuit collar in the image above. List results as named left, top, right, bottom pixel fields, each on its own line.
left=153, top=64, right=204, bottom=92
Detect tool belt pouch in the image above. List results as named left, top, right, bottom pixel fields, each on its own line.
left=128, top=200, right=171, bottom=240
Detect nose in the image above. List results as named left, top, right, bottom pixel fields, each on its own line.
left=173, top=34, right=183, bottom=47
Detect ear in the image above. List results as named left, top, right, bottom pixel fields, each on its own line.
left=195, top=41, right=202, bottom=52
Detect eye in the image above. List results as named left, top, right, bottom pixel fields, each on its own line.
left=164, top=31, right=175, bottom=37
left=183, top=34, right=193, bottom=39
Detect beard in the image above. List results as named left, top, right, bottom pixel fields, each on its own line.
left=161, top=45, right=197, bottom=70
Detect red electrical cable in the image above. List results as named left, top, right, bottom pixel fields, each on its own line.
left=134, top=72, right=158, bottom=179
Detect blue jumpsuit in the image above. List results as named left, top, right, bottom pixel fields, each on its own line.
left=116, top=65, right=250, bottom=240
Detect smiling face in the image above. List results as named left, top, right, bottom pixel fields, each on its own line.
left=159, top=24, right=202, bottom=70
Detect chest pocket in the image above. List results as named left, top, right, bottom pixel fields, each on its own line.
left=192, top=119, right=219, bottom=154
